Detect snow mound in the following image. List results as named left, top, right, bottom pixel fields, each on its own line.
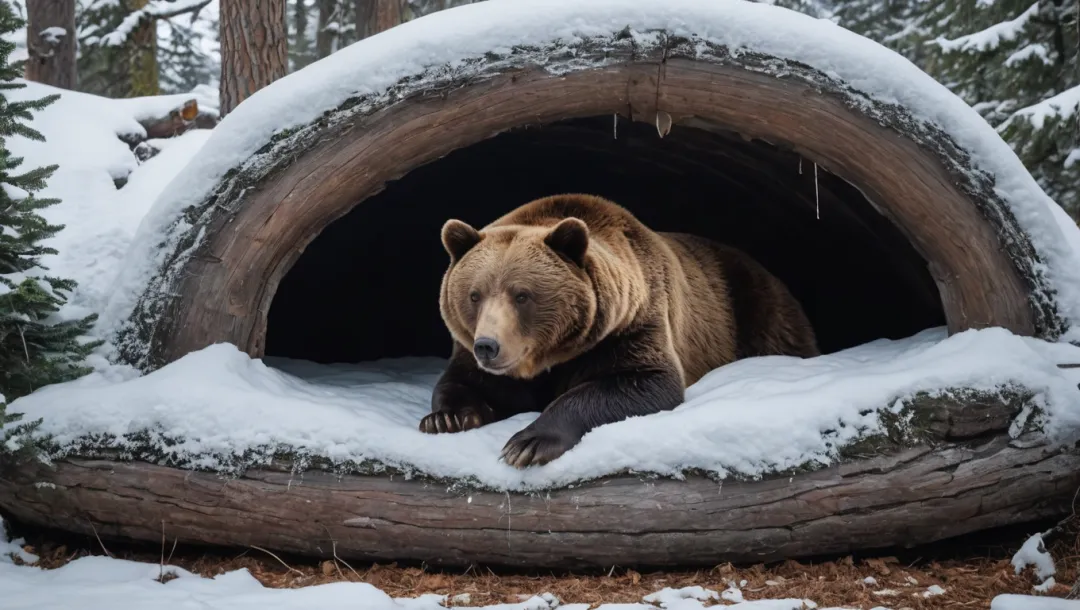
left=1012, top=533, right=1057, bottom=582
left=2, top=80, right=212, bottom=368
left=8, top=327, right=1080, bottom=490
left=991, top=594, right=1080, bottom=610
left=103, top=0, right=1080, bottom=361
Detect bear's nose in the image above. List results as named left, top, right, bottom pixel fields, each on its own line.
left=473, top=337, right=500, bottom=362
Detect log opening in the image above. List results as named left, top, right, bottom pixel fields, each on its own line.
left=266, top=116, right=947, bottom=363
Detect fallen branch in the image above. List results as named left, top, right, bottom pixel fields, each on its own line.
left=118, top=98, right=218, bottom=162
left=139, top=98, right=215, bottom=140
left=250, top=545, right=302, bottom=576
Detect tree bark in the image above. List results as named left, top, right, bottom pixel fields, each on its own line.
left=24, top=0, right=77, bottom=89
left=354, top=0, right=375, bottom=41
left=1, top=435, right=1077, bottom=569
left=315, top=0, right=337, bottom=58
left=219, top=0, right=289, bottom=117
left=127, top=0, right=160, bottom=97
left=375, top=0, right=402, bottom=34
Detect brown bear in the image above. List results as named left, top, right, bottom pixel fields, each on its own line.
left=419, top=194, right=819, bottom=469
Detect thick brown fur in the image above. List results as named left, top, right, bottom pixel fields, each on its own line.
left=421, top=194, right=819, bottom=468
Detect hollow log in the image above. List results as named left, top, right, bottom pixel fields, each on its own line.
left=2, top=435, right=1077, bottom=569
left=2, top=391, right=1077, bottom=569
left=15, top=3, right=1080, bottom=571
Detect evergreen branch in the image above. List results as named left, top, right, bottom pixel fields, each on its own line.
left=99, top=0, right=213, bottom=47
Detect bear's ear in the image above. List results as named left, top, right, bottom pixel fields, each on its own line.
left=545, top=217, right=589, bottom=267
left=441, top=219, right=482, bottom=262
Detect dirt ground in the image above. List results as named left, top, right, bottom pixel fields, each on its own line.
left=7, top=517, right=1079, bottom=609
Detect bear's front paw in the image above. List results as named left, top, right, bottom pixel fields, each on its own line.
left=499, top=425, right=578, bottom=469
left=419, top=405, right=490, bottom=434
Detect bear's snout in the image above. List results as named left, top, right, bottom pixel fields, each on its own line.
left=473, top=337, right=501, bottom=363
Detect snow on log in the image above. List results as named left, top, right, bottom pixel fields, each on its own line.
left=117, top=98, right=218, bottom=151
left=5, top=0, right=1080, bottom=569
left=104, top=7, right=1080, bottom=372
left=2, top=393, right=1078, bottom=569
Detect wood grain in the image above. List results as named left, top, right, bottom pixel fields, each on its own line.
left=2, top=434, right=1076, bottom=569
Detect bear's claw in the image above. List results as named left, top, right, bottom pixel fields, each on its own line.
left=500, top=427, right=575, bottom=469
left=419, top=407, right=487, bottom=434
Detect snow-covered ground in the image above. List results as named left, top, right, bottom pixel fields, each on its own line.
left=2, top=516, right=1074, bottom=609
left=1, top=79, right=214, bottom=366
left=0, top=520, right=812, bottom=610
left=0, top=517, right=854, bottom=610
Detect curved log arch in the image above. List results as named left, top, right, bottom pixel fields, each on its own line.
left=114, top=38, right=1061, bottom=372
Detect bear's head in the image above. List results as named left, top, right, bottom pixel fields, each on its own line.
left=438, top=216, right=597, bottom=379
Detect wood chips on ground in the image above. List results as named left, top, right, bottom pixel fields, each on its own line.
left=7, top=518, right=1079, bottom=608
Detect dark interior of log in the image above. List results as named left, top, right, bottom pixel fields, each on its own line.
left=266, top=116, right=946, bottom=364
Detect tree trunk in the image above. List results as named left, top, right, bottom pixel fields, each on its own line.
left=128, top=0, right=160, bottom=97
left=315, top=0, right=337, bottom=58
left=354, top=0, right=375, bottom=41
left=291, top=0, right=312, bottom=70
left=375, top=0, right=401, bottom=33
left=24, top=0, right=77, bottom=89
left=219, top=0, right=289, bottom=117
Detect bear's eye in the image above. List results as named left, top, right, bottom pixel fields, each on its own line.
left=515, top=292, right=530, bottom=304
left=469, top=291, right=481, bottom=303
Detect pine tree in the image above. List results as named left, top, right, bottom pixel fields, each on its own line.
left=77, top=0, right=218, bottom=98
left=924, top=0, right=1080, bottom=217
left=831, top=0, right=1080, bottom=219
left=762, top=0, right=835, bottom=19
left=829, top=0, right=929, bottom=64
left=157, top=4, right=220, bottom=94
left=288, top=0, right=316, bottom=71
left=0, top=0, right=100, bottom=457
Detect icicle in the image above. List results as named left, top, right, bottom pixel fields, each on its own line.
left=613, top=113, right=618, bottom=140
left=812, top=160, right=820, bottom=220
left=655, top=110, right=672, bottom=138
left=798, top=156, right=803, bottom=175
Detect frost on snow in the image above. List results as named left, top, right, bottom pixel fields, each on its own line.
left=1011, top=533, right=1056, bottom=582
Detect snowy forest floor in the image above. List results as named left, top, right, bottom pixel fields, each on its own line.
left=6, top=516, right=1078, bottom=608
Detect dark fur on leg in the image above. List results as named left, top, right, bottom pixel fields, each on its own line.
left=422, top=343, right=549, bottom=434
left=500, top=329, right=685, bottom=468
left=500, top=367, right=683, bottom=468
